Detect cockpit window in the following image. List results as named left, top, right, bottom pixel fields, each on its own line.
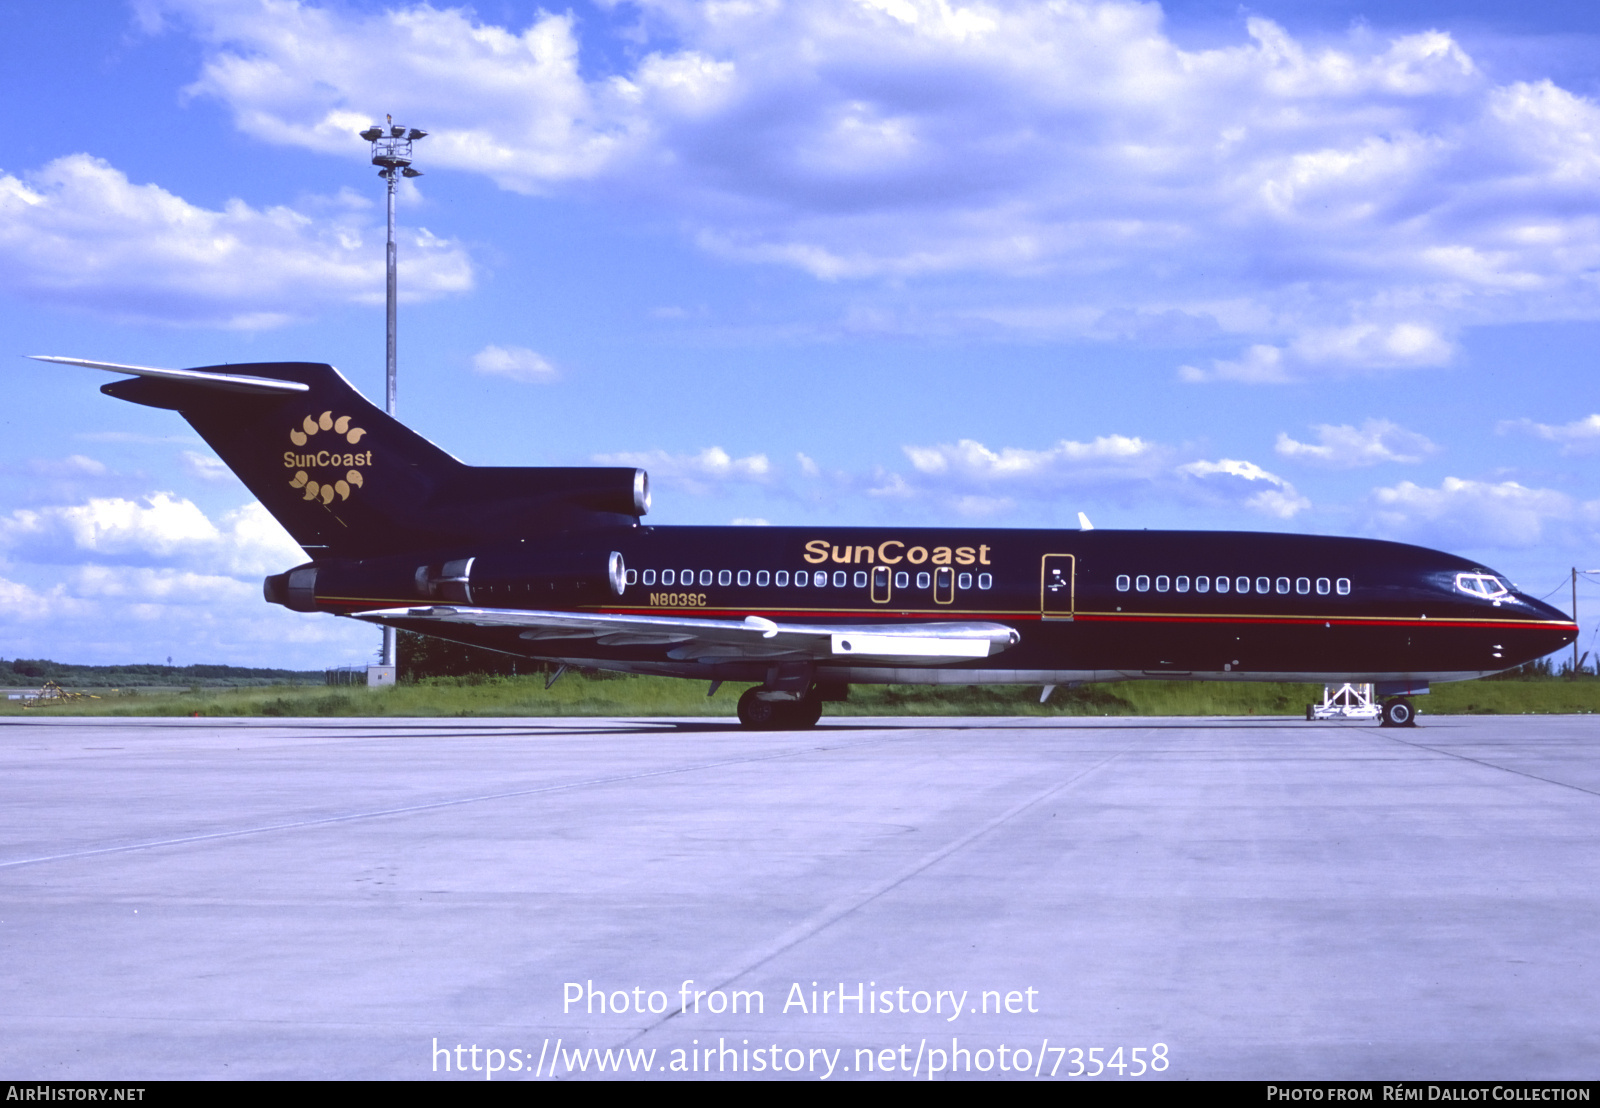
left=1455, top=573, right=1510, bottom=599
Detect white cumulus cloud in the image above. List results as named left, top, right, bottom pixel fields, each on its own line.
left=1176, top=458, right=1311, bottom=519
left=181, top=451, right=234, bottom=481
left=0, top=153, right=472, bottom=327
left=147, top=0, right=1600, bottom=371
left=1497, top=414, right=1600, bottom=455
left=0, top=491, right=365, bottom=666
left=1275, top=420, right=1440, bottom=468
left=878, top=436, right=1307, bottom=518
left=0, top=494, right=304, bottom=575
left=1366, top=477, right=1600, bottom=548
left=0, top=566, right=372, bottom=666
left=471, top=344, right=560, bottom=383
left=901, top=436, right=1167, bottom=486
left=591, top=446, right=772, bottom=496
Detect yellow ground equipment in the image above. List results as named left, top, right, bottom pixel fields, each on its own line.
left=21, top=680, right=100, bottom=708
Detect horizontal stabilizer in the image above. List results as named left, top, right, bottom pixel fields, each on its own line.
left=29, top=356, right=309, bottom=396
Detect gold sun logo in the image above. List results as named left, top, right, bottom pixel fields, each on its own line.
left=285, top=411, right=369, bottom=506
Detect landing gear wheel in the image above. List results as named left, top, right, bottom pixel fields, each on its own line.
left=737, top=688, right=782, bottom=730
left=736, top=689, right=823, bottom=730
left=1380, top=697, right=1415, bottom=727
left=787, top=694, right=823, bottom=729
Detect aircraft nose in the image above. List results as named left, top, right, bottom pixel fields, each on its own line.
left=1519, top=594, right=1579, bottom=651
left=1524, top=594, right=1575, bottom=624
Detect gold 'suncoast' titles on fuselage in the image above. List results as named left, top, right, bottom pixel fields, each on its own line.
left=803, top=539, right=993, bottom=566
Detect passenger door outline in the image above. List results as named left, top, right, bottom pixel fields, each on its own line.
left=1040, top=554, right=1075, bottom=620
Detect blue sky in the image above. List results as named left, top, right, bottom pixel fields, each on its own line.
left=3, top=0, right=1600, bottom=669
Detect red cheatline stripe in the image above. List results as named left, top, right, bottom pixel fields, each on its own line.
left=600, top=607, right=1567, bottom=630
left=316, top=597, right=1573, bottom=632
left=1070, top=613, right=1573, bottom=630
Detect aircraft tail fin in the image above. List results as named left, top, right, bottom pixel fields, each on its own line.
left=42, top=358, right=647, bottom=557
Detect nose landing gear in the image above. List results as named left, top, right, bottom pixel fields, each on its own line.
left=1380, top=697, right=1416, bottom=727
left=1306, top=683, right=1419, bottom=726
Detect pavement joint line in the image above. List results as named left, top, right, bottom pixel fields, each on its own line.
left=1372, top=730, right=1600, bottom=801
left=619, top=745, right=1130, bottom=1048
left=0, top=734, right=901, bottom=873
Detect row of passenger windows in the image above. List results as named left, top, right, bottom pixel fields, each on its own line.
left=1115, top=574, right=1352, bottom=596
left=627, top=568, right=995, bottom=591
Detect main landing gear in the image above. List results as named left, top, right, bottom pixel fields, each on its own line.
left=736, top=687, right=824, bottom=730
left=1380, top=697, right=1416, bottom=728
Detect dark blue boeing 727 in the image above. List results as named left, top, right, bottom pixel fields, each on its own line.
left=35, top=355, right=1577, bottom=729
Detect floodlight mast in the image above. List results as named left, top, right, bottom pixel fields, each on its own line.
left=361, top=115, right=426, bottom=669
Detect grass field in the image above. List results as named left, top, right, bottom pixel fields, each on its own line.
left=5, top=673, right=1598, bottom=718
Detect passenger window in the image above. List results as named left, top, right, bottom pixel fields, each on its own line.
left=958, top=572, right=972, bottom=589
left=737, top=570, right=750, bottom=586
left=1116, top=574, right=1131, bottom=591
left=1316, top=577, right=1329, bottom=595
left=718, top=570, right=732, bottom=586
left=832, top=571, right=846, bottom=587
left=917, top=571, right=931, bottom=589
left=756, top=570, right=769, bottom=586
left=700, top=570, right=714, bottom=587
left=816, top=571, right=829, bottom=587
left=776, top=570, right=789, bottom=586
left=1237, top=577, right=1250, bottom=593
left=642, top=569, right=656, bottom=586
left=1136, top=575, right=1150, bottom=592
left=853, top=571, right=867, bottom=587
left=1255, top=577, right=1270, bottom=594
left=661, top=570, right=674, bottom=586
left=895, top=571, right=909, bottom=588
left=682, top=569, right=693, bottom=584
left=978, top=573, right=992, bottom=589
left=1336, top=578, right=1351, bottom=595
left=795, top=571, right=807, bottom=587
left=1156, top=575, right=1170, bottom=593
left=1296, top=577, right=1309, bottom=595
left=1275, top=577, right=1289, bottom=594
left=625, top=568, right=637, bottom=585
left=1176, top=576, right=1190, bottom=593
left=1196, top=576, right=1209, bottom=593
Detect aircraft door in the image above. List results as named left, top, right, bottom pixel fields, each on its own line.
left=1041, top=554, right=1075, bottom=620
left=871, top=564, right=892, bottom=604
left=934, top=566, right=954, bottom=604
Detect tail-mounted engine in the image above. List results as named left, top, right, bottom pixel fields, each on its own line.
left=265, top=547, right=627, bottom=613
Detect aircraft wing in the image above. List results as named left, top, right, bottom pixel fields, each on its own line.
left=356, top=606, right=1020, bottom=664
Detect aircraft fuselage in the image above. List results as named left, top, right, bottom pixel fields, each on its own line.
left=300, top=525, right=1574, bottom=688
left=42, top=356, right=1576, bottom=729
